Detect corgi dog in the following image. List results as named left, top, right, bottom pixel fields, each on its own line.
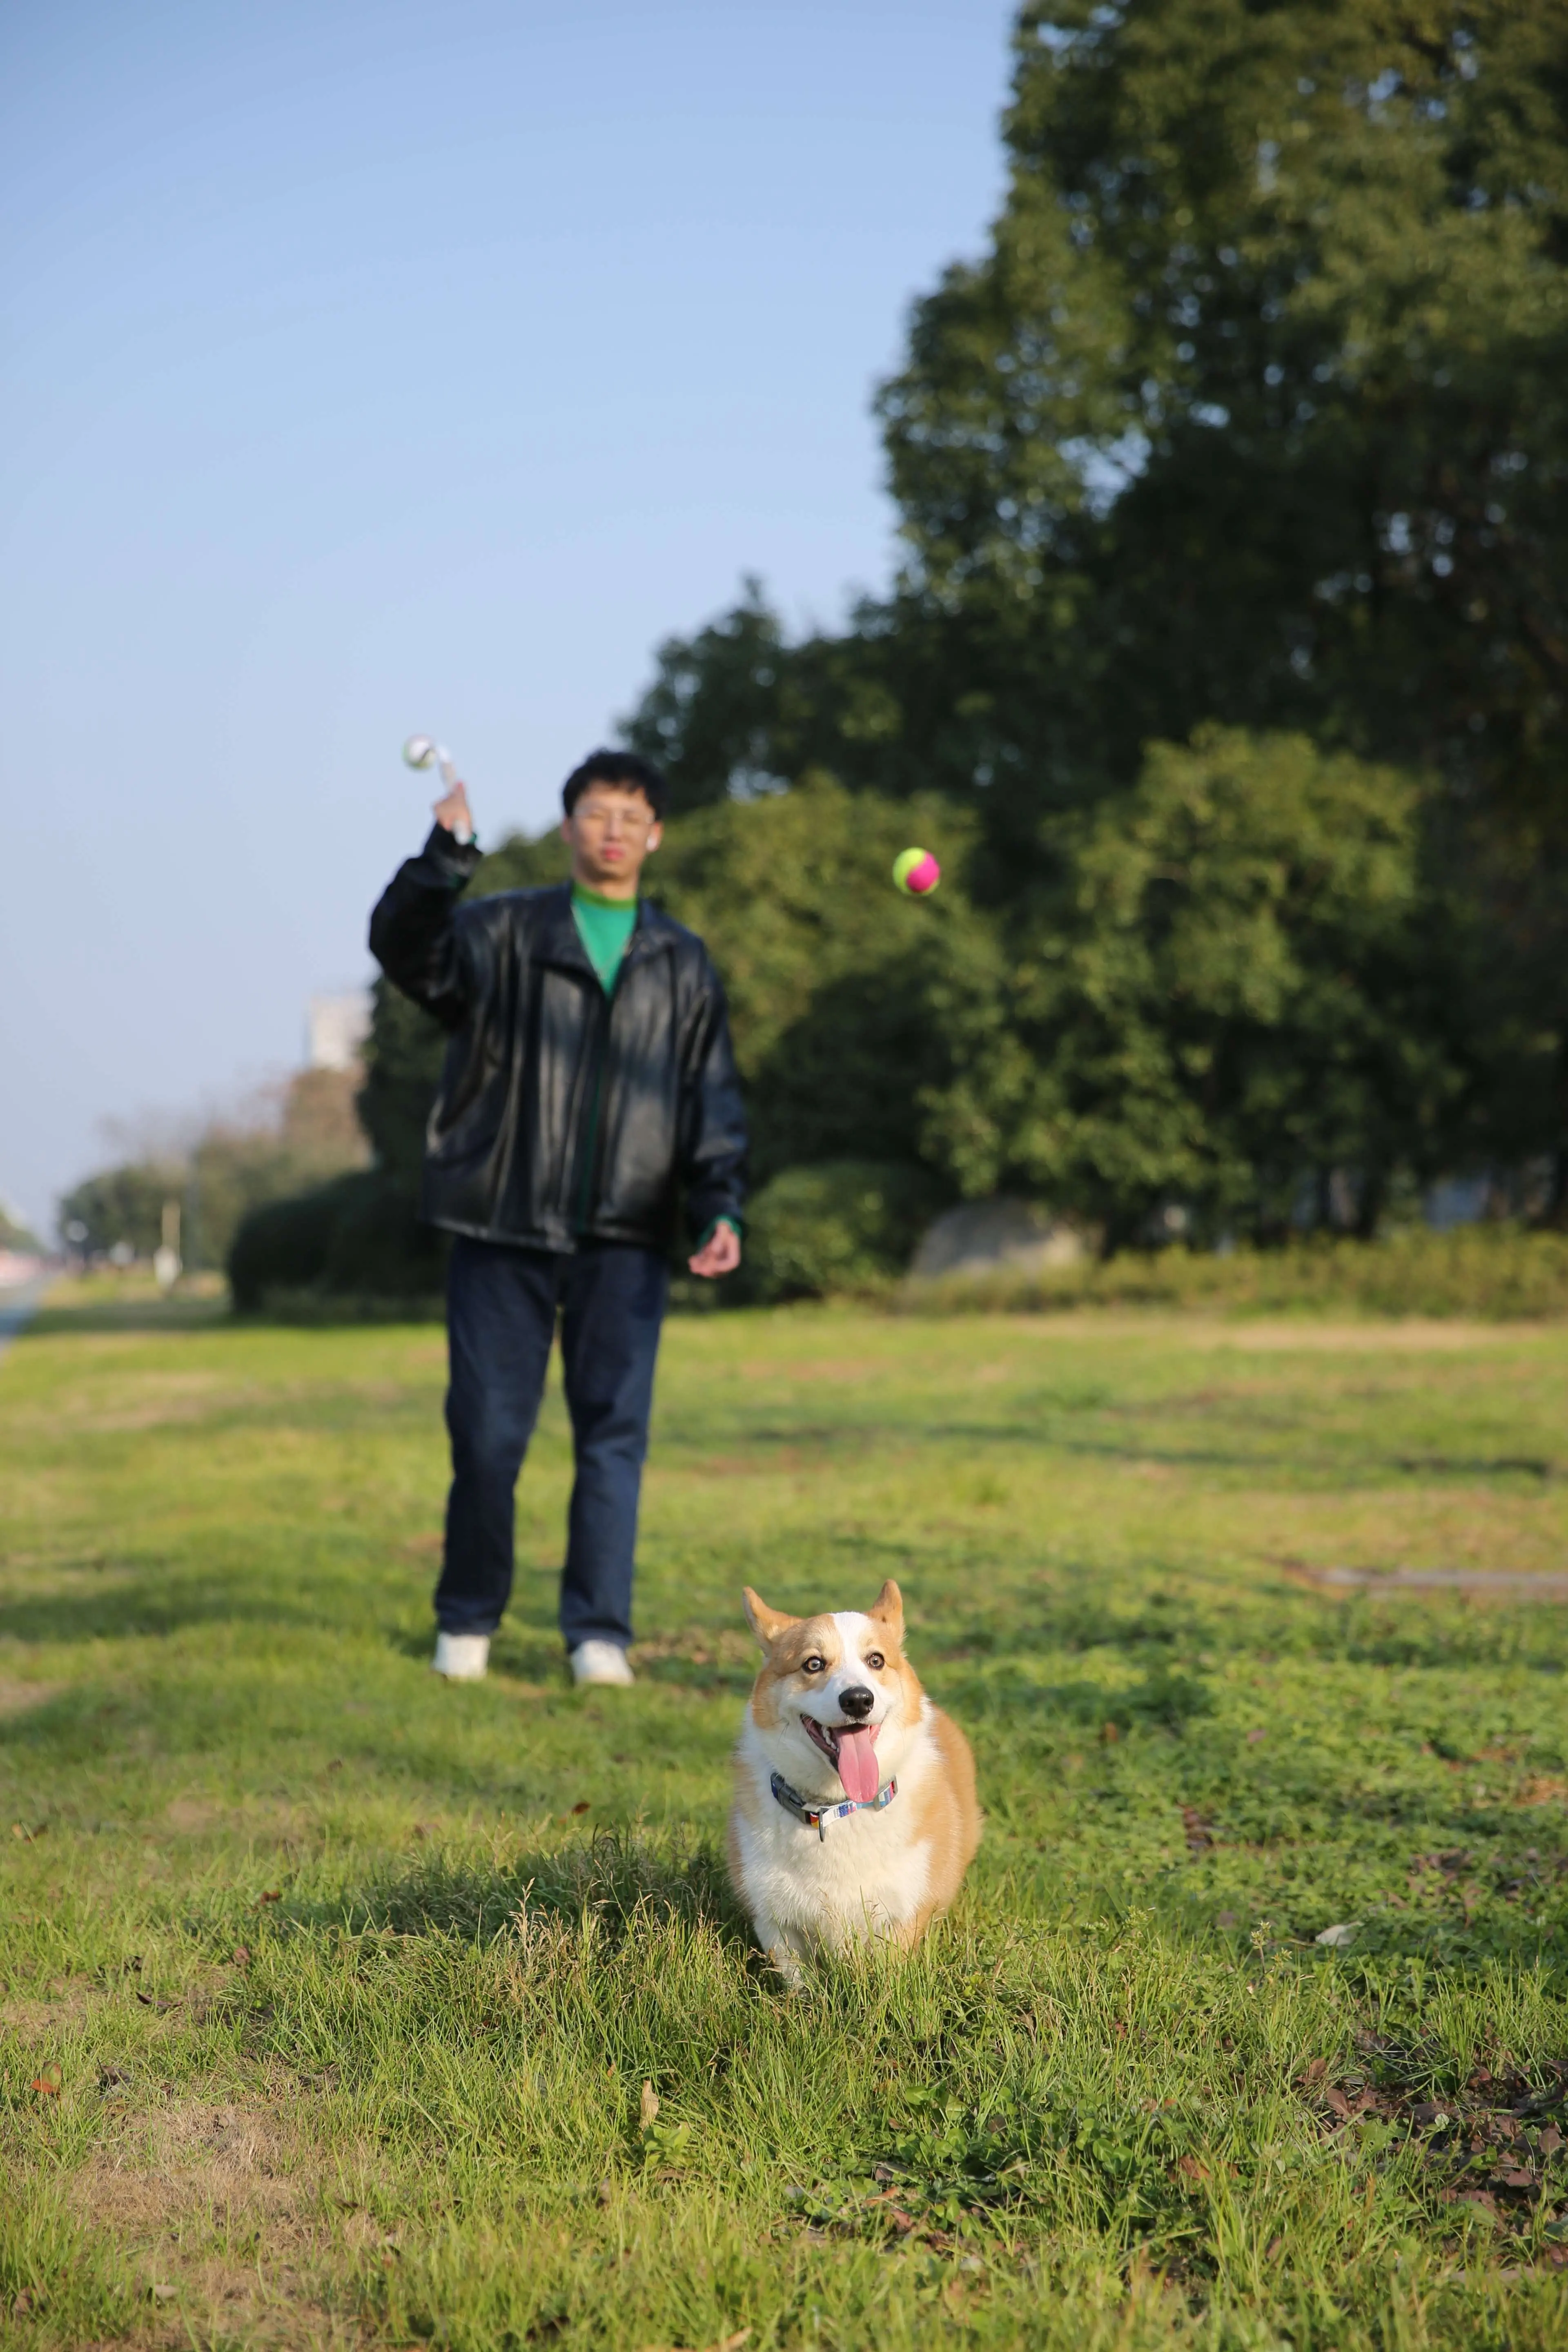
left=728, top=1578, right=980, bottom=1980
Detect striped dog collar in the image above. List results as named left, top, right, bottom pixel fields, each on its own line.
left=770, top=1769, right=898, bottom=1841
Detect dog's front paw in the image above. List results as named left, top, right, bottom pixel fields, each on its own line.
left=767, top=1943, right=806, bottom=1992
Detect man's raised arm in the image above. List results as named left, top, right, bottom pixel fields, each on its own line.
left=368, top=786, right=483, bottom=1026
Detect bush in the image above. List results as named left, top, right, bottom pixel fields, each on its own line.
left=898, top=1223, right=1568, bottom=1321
left=742, top=1160, right=948, bottom=1302
left=227, top=1174, right=444, bottom=1313
left=321, top=1176, right=446, bottom=1297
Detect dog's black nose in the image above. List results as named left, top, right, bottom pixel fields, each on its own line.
left=840, top=1684, right=875, bottom=1721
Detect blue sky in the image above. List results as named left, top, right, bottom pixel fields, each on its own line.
left=0, top=0, right=1015, bottom=1234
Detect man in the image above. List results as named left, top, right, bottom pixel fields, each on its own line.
left=369, top=748, right=747, bottom=1687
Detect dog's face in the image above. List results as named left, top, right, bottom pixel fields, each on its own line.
left=742, top=1579, right=924, bottom=1802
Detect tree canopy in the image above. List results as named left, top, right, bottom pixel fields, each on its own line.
left=626, top=3, right=1568, bottom=856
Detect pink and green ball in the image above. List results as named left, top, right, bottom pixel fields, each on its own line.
left=893, top=846, right=941, bottom=897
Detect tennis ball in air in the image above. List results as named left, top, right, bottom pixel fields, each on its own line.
left=893, top=846, right=941, bottom=897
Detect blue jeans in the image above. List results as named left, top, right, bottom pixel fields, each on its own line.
left=435, top=1236, right=668, bottom=1651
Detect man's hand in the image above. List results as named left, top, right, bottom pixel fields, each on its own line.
left=688, top=1221, right=742, bottom=1279
left=433, top=778, right=474, bottom=843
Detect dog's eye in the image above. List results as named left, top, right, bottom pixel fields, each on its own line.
left=864, top=1651, right=884, bottom=1671
left=800, top=1655, right=826, bottom=1674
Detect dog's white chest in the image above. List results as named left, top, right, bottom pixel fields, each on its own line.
left=733, top=1722, right=936, bottom=1950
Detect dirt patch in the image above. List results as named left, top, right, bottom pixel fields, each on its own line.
left=163, top=1795, right=223, bottom=1833
left=1281, top=1562, right=1568, bottom=1601
left=80, top=2097, right=307, bottom=2235
left=1004, top=1314, right=1525, bottom=1352
left=632, top=1628, right=757, bottom=1672
left=0, top=1677, right=62, bottom=1716
left=70, top=2093, right=374, bottom=2344
left=2, top=1973, right=99, bottom=2037
left=664, top=1449, right=815, bottom=1479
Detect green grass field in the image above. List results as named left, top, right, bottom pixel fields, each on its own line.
left=3, top=1288, right=1567, bottom=2350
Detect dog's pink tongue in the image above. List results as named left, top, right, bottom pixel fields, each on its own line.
left=836, top=1726, right=880, bottom=1803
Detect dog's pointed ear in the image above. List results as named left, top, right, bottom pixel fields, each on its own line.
left=868, top=1578, right=905, bottom=1645
left=743, top=1588, right=799, bottom=1648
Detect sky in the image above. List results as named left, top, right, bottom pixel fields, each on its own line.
left=0, top=0, right=1016, bottom=1236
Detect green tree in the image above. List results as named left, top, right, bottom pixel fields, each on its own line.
left=58, top=1163, right=178, bottom=1258
left=616, top=0, right=1568, bottom=1201
left=920, top=727, right=1471, bottom=1243
left=880, top=0, right=1568, bottom=837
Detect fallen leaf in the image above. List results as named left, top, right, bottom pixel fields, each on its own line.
left=640, top=2080, right=660, bottom=2129
left=1099, top=1722, right=1120, bottom=1745
left=1443, top=2189, right=1499, bottom=2214
left=571, top=1800, right=591, bottom=1814
left=258, top=1890, right=281, bottom=1904
left=30, top=2075, right=60, bottom=2096
left=1315, top=1923, right=1359, bottom=1949
left=1177, top=2155, right=1210, bottom=2182
left=1216, top=1910, right=1238, bottom=1928
left=232, top=1946, right=251, bottom=1968
left=1245, top=1728, right=1267, bottom=1745
left=1265, top=2235, right=1283, bottom=2258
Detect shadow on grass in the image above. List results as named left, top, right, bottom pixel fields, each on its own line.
left=333, top=1821, right=753, bottom=1949
left=25, top=1295, right=231, bottom=1336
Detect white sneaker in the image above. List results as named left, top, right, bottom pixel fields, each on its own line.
left=432, top=1631, right=490, bottom=1681
left=569, top=1640, right=635, bottom=1688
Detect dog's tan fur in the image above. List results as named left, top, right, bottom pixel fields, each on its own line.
left=727, top=1579, right=980, bottom=1978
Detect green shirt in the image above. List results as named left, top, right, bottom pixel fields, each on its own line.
left=570, top=884, right=638, bottom=993
left=568, top=882, right=739, bottom=1250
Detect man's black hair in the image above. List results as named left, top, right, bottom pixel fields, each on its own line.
left=561, top=748, right=669, bottom=820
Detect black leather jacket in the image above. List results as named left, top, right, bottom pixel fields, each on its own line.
left=369, top=827, right=748, bottom=1253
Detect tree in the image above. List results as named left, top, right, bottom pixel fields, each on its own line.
left=58, top=1163, right=177, bottom=1258
left=879, top=0, right=1568, bottom=839
left=614, top=1, right=1568, bottom=1200
left=919, top=727, right=1472, bottom=1243
left=60, top=1070, right=370, bottom=1268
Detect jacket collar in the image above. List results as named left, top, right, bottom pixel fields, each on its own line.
left=533, top=883, right=679, bottom=976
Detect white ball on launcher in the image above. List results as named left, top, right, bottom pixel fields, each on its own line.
left=403, top=734, right=439, bottom=771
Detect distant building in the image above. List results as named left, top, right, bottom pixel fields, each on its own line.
left=306, top=991, right=372, bottom=1073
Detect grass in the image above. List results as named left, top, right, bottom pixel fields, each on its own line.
left=2, top=1284, right=1567, bottom=2350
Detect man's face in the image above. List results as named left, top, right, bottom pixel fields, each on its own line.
left=561, top=785, right=662, bottom=894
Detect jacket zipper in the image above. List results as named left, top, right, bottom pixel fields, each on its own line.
left=572, top=960, right=623, bottom=1236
